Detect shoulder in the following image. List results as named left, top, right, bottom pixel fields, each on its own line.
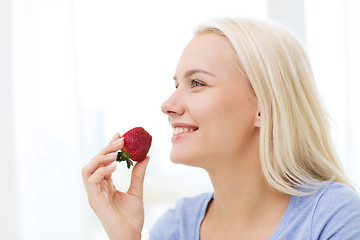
left=311, top=182, right=360, bottom=239
left=274, top=182, right=360, bottom=239
left=149, top=192, right=213, bottom=240
left=314, top=182, right=360, bottom=213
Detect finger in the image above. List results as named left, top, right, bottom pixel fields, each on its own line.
left=127, top=156, right=150, bottom=199
left=85, top=165, right=117, bottom=205
left=99, top=177, right=113, bottom=197
left=82, top=135, right=124, bottom=178
left=99, top=137, right=124, bottom=155
left=87, top=164, right=117, bottom=189
left=82, top=152, right=117, bottom=179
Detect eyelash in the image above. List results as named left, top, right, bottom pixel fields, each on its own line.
left=174, top=79, right=206, bottom=89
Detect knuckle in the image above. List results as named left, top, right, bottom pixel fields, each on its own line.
left=81, top=166, right=88, bottom=176
left=87, top=178, right=96, bottom=185
left=88, top=175, right=99, bottom=184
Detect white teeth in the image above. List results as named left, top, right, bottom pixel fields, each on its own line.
left=173, top=127, right=195, bottom=135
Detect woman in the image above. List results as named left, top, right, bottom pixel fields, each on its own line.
left=82, top=18, right=360, bottom=239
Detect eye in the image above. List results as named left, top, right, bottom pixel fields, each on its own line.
left=190, top=79, right=206, bottom=88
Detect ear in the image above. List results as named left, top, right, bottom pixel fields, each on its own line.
left=254, top=109, right=261, bottom=128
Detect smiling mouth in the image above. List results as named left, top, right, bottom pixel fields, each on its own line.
left=172, top=127, right=199, bottom=135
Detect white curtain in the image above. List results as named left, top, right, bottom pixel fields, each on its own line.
left=304, top=0, right=360, bottom=185
left=267, top=0, right=360, bottom=185
left=11, top=0, right=85, bottom=238
left=2, top=0, right=358, bottom=239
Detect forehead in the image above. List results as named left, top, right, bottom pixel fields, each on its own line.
left=175, top=33, right=238, bottom=75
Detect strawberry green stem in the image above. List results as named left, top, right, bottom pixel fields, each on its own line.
left=116, top=151, right=134, bottom=169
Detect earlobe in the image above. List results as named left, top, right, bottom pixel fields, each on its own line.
left=254, top=110, right=261, bottom=128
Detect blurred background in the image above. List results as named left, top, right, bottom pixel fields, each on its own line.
left=1, top=0, right=359, bottom=239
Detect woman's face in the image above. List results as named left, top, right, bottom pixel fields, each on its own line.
left=161, top=33, right=260, bottom=168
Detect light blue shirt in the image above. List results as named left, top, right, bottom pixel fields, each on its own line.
left=149, top=182, right=360, bottom=239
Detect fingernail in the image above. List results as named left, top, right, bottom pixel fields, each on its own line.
left=113, top=137, right=124, bottom=145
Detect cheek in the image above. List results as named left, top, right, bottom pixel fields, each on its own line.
left=198, top=94, right=257, bottom=156
left=197, top=93, right=248, bottom=132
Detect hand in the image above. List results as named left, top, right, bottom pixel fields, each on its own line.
left=82, top=132, right=150, bottom=240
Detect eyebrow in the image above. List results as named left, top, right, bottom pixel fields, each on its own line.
left=173, top=69, right=215, bottom=80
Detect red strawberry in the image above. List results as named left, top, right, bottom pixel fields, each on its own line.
left=116, top=127, right=152, bottom=168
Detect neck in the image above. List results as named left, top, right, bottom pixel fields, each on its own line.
left=202, top=137, right=290, bottom=236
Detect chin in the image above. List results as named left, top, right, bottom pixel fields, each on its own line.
left=169, top=150, right=204, bottom=168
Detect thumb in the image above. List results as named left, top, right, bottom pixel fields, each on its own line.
left=127, top=156, right=150, bottom=199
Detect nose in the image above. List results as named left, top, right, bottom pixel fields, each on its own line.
left=161, top=90, right=185, bottom=116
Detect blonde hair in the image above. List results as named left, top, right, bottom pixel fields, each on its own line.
left=194, top=18, right=352, bottom=195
